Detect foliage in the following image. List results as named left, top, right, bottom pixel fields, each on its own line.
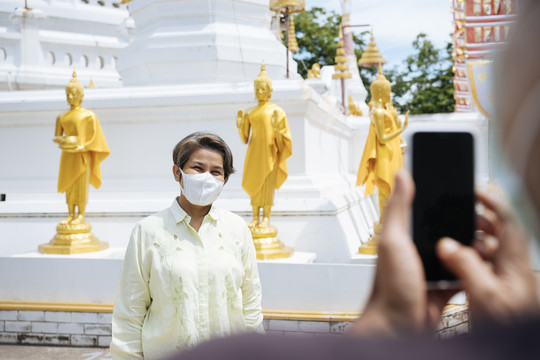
left=290, top=8, right=455, bottom=114
left=389, top=33, right=455, bottom=114
left=290, top=8, right=368, bottom=78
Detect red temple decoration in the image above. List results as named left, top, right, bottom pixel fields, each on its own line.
left=451, top=0, right=517, bottom=113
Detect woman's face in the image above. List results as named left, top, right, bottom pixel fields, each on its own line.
left=174, top=147, right=226, bottom=186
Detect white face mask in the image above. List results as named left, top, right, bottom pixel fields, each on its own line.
left=179, top=169, right=224, bottom=206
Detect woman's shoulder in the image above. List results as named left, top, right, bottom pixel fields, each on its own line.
left=213, top=207, right=250, bottom=232
left=136, top=207, right=171, bottom=231
left=213, top=206, right=244, bottom=223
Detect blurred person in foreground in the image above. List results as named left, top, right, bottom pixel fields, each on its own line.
left=167, top=1, right=540, bottom=359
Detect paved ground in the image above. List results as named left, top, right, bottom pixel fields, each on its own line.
left=0, top=345, right=110, bottom=360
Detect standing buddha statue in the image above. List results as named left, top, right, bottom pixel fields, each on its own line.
left=356, top=65, right=408, bottom=253
left=38, top=71, right=110, bottom=254
left=236, top=63, right=293, bottom=259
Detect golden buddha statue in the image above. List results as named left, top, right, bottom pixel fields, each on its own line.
left=236, top=63, right=293, bottom=259
left=348, top=94, right=363, bottom=116
left=307, top=63, right=321, bottom=79
left=356, top=66, right=408, bottom=253
left=39, top=71, right=110, bottom=254
left=385, top=98, right=407, bottom=154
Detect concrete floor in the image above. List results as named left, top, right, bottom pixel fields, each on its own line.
left=0, top=345, right=110, bottom=360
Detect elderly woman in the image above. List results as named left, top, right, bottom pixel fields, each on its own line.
left=111, top=132, right=264, bottom=360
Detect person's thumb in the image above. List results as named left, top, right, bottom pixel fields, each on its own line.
left=382, top=171, right=414, bottom=233
left=436, top=237, right=494, bottom=291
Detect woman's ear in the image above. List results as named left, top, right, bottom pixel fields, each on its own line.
left=172, top=164, right=181, bottom=182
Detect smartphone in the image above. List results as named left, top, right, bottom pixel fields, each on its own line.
left=409, top=131, right=475, bottom=288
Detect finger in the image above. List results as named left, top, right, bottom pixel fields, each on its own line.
left=436, top=237, right=496, bottom=292
left=476, top=191, right=531, bottom=266
left=473, top=234, right=499, bottom=260
left=381, top=171, right=415, bottom=238
left=376, top=171, right=418, bottom=279
left=426, top=289, right=459, bottom=329
left=476, top=190, right=514, bottom=225
left=476, top=213, right=498, bottom=236
left=426, top=303, right=442, bottom=330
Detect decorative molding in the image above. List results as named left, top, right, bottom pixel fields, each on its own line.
left=0, top=301, right=467, bottom=323
left=0, top=301, right=362, bottom=322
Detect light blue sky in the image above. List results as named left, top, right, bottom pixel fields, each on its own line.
left=306, top=0, right=454, bottom=69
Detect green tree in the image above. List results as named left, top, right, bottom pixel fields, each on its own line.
left=291, top=10, right=454, bottom=113
left=358, top=34, right=454, bottom=114
left=291, top=8, right=369, bottom=79
left=390, top=33, right=455, bottom=114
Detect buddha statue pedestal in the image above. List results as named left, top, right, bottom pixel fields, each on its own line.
left=251, top=225, right=293, bottom=260
left=358, top=221, right=381, bottom=255
left=38, top=222, right=108, bottom=255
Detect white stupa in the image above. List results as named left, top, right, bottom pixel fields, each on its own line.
left=0, top=0, right=131, bottom=90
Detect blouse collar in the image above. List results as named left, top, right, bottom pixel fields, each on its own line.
left=170, top=199, right=220, bottom=223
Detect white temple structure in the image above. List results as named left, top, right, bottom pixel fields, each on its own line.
left=0, top=0, right=493, bottom=347
left=0, top=0, right=130, bottom=90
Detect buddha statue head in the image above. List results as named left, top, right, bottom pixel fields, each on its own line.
left=254, top=63, right=273, bottom=103
left=370, top=65, right=392, bottom=104
left=65, top=70, right=84, bottom=107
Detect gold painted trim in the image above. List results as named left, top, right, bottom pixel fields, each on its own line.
left=0, top=301, right=113, bottom=313
left=0, top=301, right=360, bottom=322
left=0, top=301, right=466, bottom=323
left=467, top=59, right=493, bottom=118
left=263, top=310, right=361, bottom=322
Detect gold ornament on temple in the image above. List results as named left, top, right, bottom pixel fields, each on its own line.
left=358, top=31, right=386, bottom=68
left=236, top=63, right=294, bottom=260
left=332, top=27, right=352, bottom=80
left=38, top=70, right=110, bottom=254
left=269, top=0, right=305, bottom=14
left=269, top=1, right=304, bottom=78
left=348, top=95, right=363, bottom=116
left=307, top=63, right=321, bottom=79
left=87, top=79, right=97, bottom=88
left=356, top=65, right=408, bottom=254
left=288, top=15, right=299, bottom=53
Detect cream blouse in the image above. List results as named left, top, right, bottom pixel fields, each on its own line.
left=111, top=200, right=264, bottom=360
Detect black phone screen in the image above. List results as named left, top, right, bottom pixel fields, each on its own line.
left=412, top=132, right=475, bottom=283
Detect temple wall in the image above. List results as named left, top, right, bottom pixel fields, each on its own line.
left=0, top=79, right=381, bottom=263
left=0, top=305, right=470, bottom=347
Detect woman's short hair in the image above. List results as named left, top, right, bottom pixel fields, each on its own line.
left=172, top=132, right=235, bottom=180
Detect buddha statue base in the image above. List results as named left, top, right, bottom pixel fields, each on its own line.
left=251, top=225, right=293, bottom=260
left=358, top=221, right=381, bottom=255
left=38, top=222, right=109, bottom=255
